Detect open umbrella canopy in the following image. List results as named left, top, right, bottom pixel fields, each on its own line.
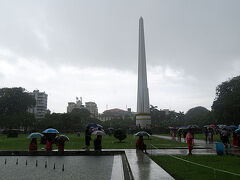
left=178, top=126, right=187, bottom=131
left=217, top=125, right=228, bottom=129
left=228, top=125, right=237, bottom=130
left=55, top=135, right=69, bottom=143
left=86, top=123, right=103, bottom=129
left=204, top=125, right=210, bottom=128
left=42, top=128, right=59, bottom=134
left=209, top=124, right=215, bottom=127
left=27, top=132, right=43, bottom=139
left=218, top=125, right=229, bottom=129
left=134, top=131, right=151, bottom=137
left=235, top=128, right=240, bottom=133
left=91, top=130, right=106, bottom=136
left=187, top=125, right=199, bottom=130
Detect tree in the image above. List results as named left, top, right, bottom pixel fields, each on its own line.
left=0, top=87, right=36, bottom=129
left=212, top=76, right=240, bottom=125
left=114, top=129, right=127, bottom=142
left=184, top=106, right=213, bottom=126
left=0, top=87, right=35, bottom=114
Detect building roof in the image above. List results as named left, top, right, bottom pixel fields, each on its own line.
left=103, top=108, right=127, bottom=114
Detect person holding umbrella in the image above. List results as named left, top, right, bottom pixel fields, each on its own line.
left=55, top=135, right=69, bottom=151
left=27, top=132, right=43, bottom=151
left=85, top=126, right=92, bottom=151
left=136, top=136, right=147, bottom=153
left=92, top=130, right=106, bottom=151
left=42, top=128, right=59, bottom=151
left=94, top=135, right=102, bottom=151
left=29, top=138, right=37, bottom=151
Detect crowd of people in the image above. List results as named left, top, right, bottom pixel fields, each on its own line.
left=169, top=124, right=240, bottom=155
left=28, top=126, right=104, bottom=152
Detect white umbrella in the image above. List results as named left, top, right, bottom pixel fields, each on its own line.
left=134, top=131, right=151, bottom=136
left=92, top=130, right=106, bottom=136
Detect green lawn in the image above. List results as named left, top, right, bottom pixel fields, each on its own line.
left=0, top=134, right=187, bottom=150
left=151, top=155, right=240, bottom=180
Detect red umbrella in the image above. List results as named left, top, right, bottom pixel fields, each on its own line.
left=210, top=124, right=215, bottom=127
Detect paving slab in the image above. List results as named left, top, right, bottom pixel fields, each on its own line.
left=124, top=149, right=174, bottom=180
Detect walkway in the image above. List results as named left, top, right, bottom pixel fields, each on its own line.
left=124, top=149, right=174, bottom=180
left=153, top=135, right=214, bottom=148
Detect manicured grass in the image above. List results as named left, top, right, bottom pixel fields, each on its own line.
left=151, top=155, right=240, bottom=180
left=0, top=134, right=187, bottom=150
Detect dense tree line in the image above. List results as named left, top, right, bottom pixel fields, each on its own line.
left=37, top=108, right=102, bottom=132
left=0, top=75, right=239, bottom=133
left=212, top=76, right=240, bottom=125
left=0, top=87, right=36, bottom=130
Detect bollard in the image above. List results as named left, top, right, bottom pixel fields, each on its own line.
left=16, top=158, right=18, bottom=165
left=26, top=160, right=27, bottom=166
left=36, top=160, right=38, bottom=167
left=4, top=159, right=6, bottom=165
left=53, top=163, right=55, bottom=170
left=62, top=164, right=64, bottom=171
left=45, top=161, right=47, bottom=168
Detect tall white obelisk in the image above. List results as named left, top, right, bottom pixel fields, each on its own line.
left=136, top=17, right=151, bottom=128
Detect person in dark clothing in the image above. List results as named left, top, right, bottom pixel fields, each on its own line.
left=94, top=135, right=102, bottom=151
left=220, top=128, right=229, bottom=148
left=177, top=130, right=182, bottom=142
left=136, top=136, right=147, bottom=153
left=204, top=128, right=208, bottom=144
left=29, top=138, right=37, bottom=151
left=85, top=127, right=92, bottom=151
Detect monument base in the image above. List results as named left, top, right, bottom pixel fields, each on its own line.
left=136, top=113, right=151, bottom=128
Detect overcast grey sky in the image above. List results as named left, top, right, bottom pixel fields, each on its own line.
left=0, top=0, right=240, bottom=113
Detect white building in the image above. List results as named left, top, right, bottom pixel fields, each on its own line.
left=67, top=97, right=83, bottom=113
left=85, top=102, right=98, bottom=117
left=28, top=90, right=48, bottom=119
left=99, top=108, right=134, bottom=121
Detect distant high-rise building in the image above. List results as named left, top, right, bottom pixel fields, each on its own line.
left=28, top=90, right=48, bottom=119
left=136, top=17, right=151, bottom=128
left=85, top=102, right=98, bottom=117
left=67, top=97, right=83, bottom=113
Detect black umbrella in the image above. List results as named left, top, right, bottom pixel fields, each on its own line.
left=55, top=135, right=70, bottom=143
left=187, top=125, right=199, bottom=130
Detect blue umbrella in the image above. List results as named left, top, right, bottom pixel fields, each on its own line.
left=86, top=123, right=97, bottom=128
left=27, top=132, right=44, bottom=139
left=42, top=128, right=59, bottom=134
left=228, top=125, right=237, bottom=130
left=86, top=123, right=103, bottom=129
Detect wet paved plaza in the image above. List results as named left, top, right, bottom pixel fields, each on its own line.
left=0, top=156, right=117, bottom=180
